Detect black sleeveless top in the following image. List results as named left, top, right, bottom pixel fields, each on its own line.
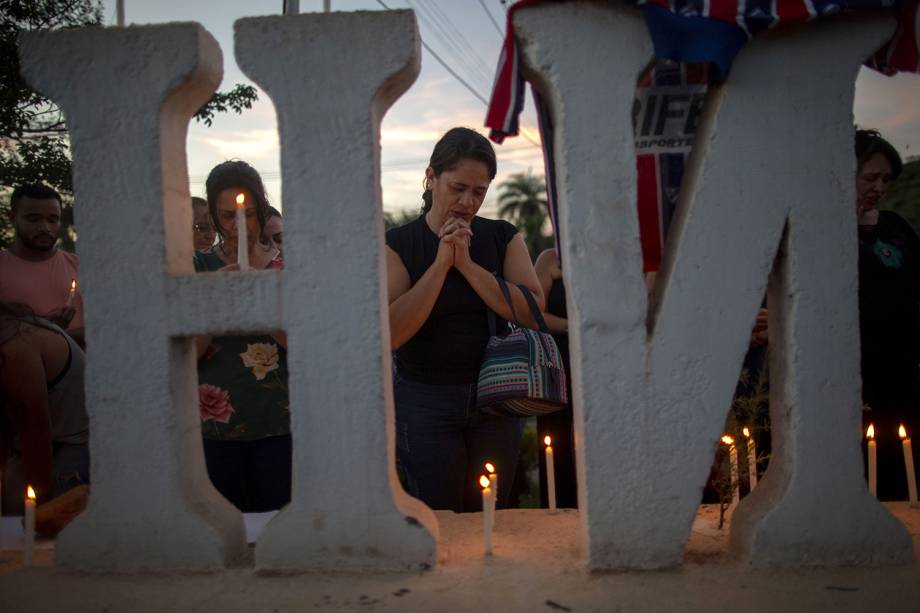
left=386, top=214, right=518, bottom=384
left=858, top=210, right=920, bottom=411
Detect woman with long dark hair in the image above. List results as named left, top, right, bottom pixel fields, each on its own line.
left=194, top=160, right=290, bottom=512
left=386, top=127, right=544, bottom=512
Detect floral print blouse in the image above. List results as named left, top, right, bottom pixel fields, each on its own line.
left=194, top=250, right=290, bottom=441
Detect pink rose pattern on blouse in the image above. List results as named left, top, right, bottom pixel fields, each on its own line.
left=199, top=384, right=235, bottom=424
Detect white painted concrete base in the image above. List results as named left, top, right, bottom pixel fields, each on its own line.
left=2, top=506, right=918, bottom=612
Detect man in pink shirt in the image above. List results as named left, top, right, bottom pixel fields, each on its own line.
left=0, top=184, right=84, bottom=346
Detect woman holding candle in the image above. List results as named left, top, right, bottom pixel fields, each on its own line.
left=200, top=161, right=281, bottom=272
left=386, top=127, right=544, bottom=513
left=0, top=302, right=89, bottom=530
left=854, top=129, right=919, bottom=501
left=194, top=160, right=290, bottom=513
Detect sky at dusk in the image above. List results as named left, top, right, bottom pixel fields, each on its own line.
left=101, top=0, right=920, bottom=217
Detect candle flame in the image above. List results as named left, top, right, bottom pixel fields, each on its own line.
left=479, top=475, right=491, bottom=489
left=721, top=435, right=734, bottom=446
left=742, top=427, right=750, bottom=438
left=70, top=278, right=76, bottom=290
left=867, top=424, right=875, bottom=439
left=484, top=462, right=496, bottom=474
left=235, top=192, right=246, bottom=207
left=26, top=486, right=35, bottom=501
left=544, top=435, right=552, bottom=447
left=900, top=424, right=908, bottom=440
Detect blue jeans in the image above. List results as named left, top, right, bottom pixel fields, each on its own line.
left=394, top=373, right=522, bottom=512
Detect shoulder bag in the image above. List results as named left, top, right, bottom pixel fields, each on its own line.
left=476, top=276, right=568, bottom=417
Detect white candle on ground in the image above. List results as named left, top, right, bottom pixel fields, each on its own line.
left=722, top=436, right=739, bottom=505
left=867, top=424, right=877, bottom=497
left=65, top=278, right=76, bottom=308
left=480, top=475, right=493, bottom=555
left=235, top=193, right=249, bottom=272
left=544, top=435, right=557, bottom=513
left=24, top=485, right=36, bottom=567
left=743, top=427, right=758, bottom=491
left=899, top=425, right=918, bottom=507
left=485, top=462, right=498, bottom=515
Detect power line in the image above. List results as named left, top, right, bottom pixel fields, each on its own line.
left=421, top=0, right=495, bottom=84
left=374, top=0, right=541, bottom=149
left=375, top=0, right=491, bottom=107
left=408, top=0, right=492, bottom=92
left=478, top=0, right=505, bottom=39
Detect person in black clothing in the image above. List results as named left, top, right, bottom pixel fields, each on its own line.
left=855, top=129, right=919, bottom=501
left=386, top=127, right=544, bottom=512
left=533, top=247, right=578, bottom=508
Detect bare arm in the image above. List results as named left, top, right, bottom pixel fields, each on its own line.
left=455, top=233, right=545, bottom=330
left=387, top=243, right=453, bottom=350
left=534, top=248, right=568, bottom=335
left=0, top=334, right=53, bottom=502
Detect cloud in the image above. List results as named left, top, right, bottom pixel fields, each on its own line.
left=195, top=129, right=280, bottom=161
left=381, top=127, right=444, bottom=144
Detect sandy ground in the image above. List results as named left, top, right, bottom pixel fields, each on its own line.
left=1, top=504, right=918, bottom=613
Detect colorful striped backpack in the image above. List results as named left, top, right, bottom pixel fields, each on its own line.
left=476, top=276, right=568, bottom=417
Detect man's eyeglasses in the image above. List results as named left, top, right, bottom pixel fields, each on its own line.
left=193, top=223, right=214, bottom=234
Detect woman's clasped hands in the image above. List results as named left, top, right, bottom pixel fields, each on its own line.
left=436, top=215, right=474, bottom=271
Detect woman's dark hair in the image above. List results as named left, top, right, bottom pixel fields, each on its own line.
left=422, top=127, right=497, bottom=213
left=855, top=129, right=902, bottom=181
left=267, top=206, right=282, bottom=219
left=204, top=160, right=272, bottom=244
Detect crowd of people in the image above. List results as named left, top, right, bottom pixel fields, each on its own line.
left=0, top=125, right=916, bottom=532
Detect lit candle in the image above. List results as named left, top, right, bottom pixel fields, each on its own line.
left=544, top=435, right=557, bottom=513
left=484, top=462, right=498, bottom=515
left=743, top=427, right=757, bottom=491
left=899, top=424, right=918, bottom=507
left=722, top=435, right=739, bottom=505
left=867, top=424, right=877, bottom=497
left=65, top=278, right=77, bottom=308
left=479, top=475, right=493, bottom=555
left=235, top=192, right=249, bottom=272
left=24, top=485, right=36, bottom=567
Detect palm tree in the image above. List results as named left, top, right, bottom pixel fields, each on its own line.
left=497, top=170, right=551, bottom=258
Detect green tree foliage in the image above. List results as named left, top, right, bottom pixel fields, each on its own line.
left=882, top=156, right=920, bottom=235
left=496, top=169, right=552, bottom=259
left=0, top=0, right=258, bottom=250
